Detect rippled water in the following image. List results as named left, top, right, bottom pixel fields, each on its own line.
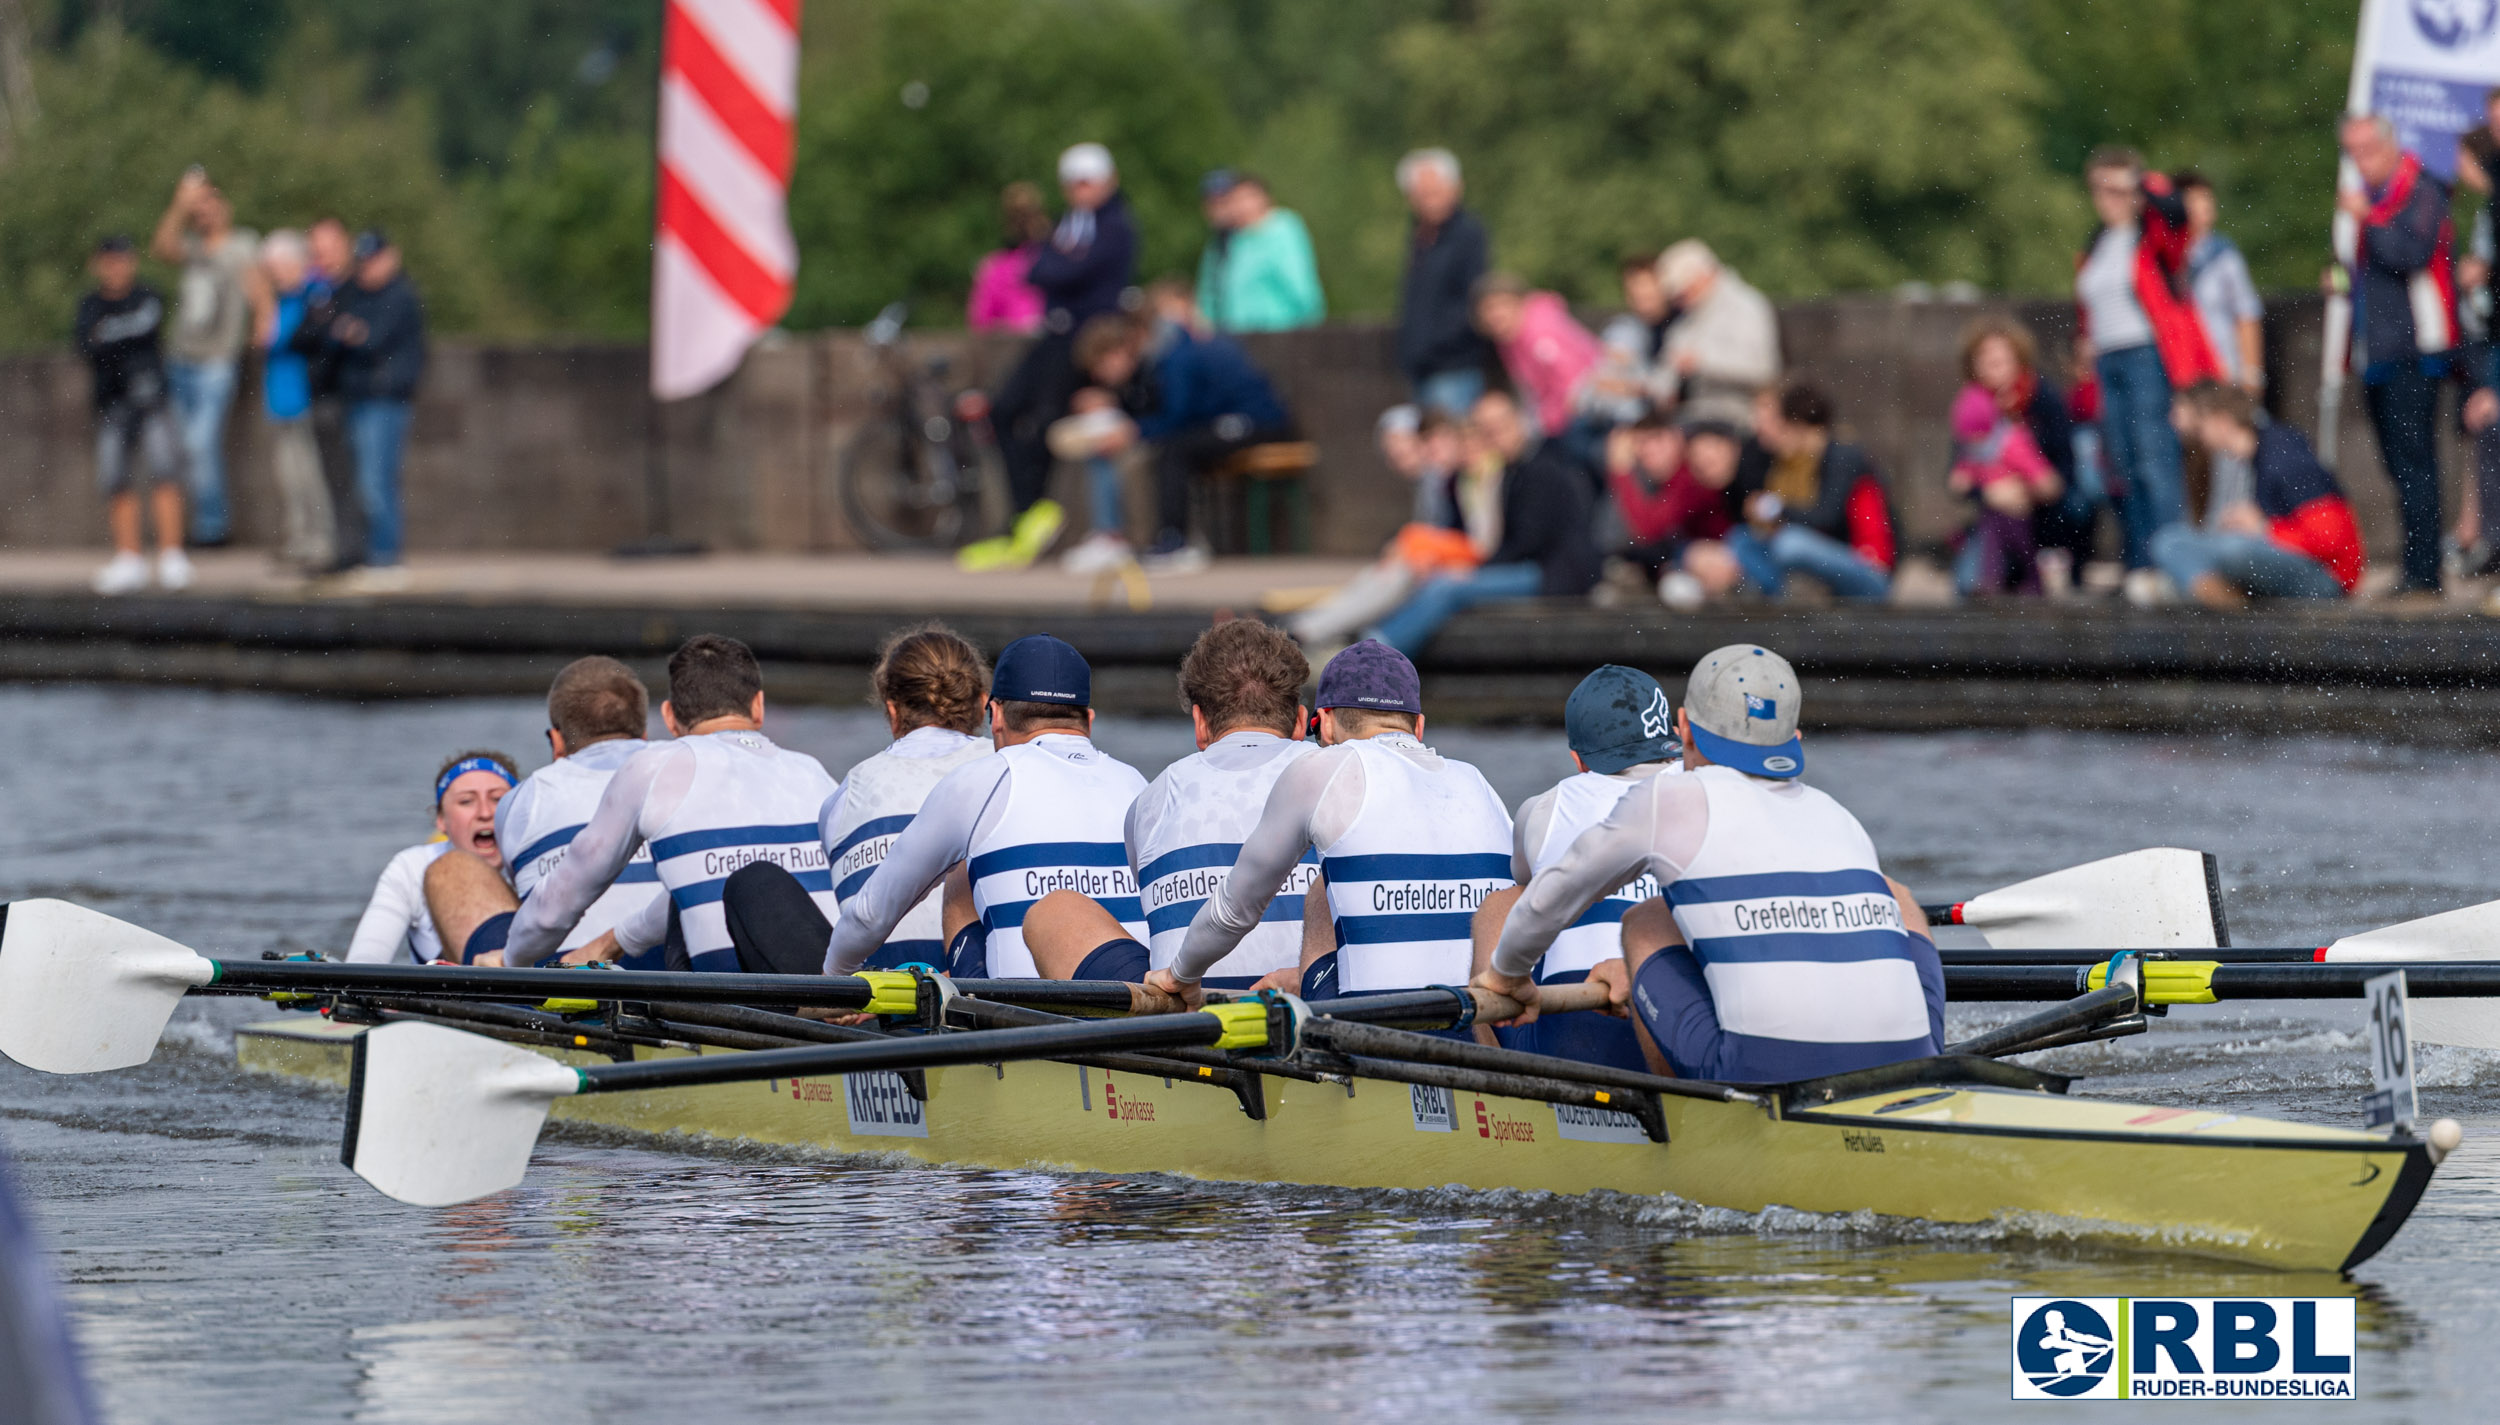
left=5, top=685, right=2500, bottom=1422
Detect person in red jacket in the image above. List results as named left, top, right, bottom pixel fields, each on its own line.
left=1602, top=412, right=1744, bottom=608
left=2077, top=146, right=2223, bottom=586
left=1725, top=382, right=1897, bottom=602
left=2155, top=381, right=2362, bottom=606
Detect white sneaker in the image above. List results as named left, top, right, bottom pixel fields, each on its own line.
left=341, top=564, right=415, bottom=594
left=92, top=551, right=149, bottom=596
left=1140, top=541, right=1210, bottom=576
left=1657, top=570, right=1707, bottom=612
left=1059, top=532, right=1132, bottom=575
left=155, top=549, right=194, bottom=591
left=2121, top=568, right=2175, bottom=608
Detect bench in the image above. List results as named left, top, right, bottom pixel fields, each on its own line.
left=1206, top=442, right=1317, bottom=556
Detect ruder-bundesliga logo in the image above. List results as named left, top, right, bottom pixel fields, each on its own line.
left=2012, top=1297, right=2355, bottom=1401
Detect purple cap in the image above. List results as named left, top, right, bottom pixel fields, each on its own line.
left=1314, top=640, right=1422, bottom=715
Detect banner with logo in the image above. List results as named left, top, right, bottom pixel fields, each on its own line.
left=2011, top=1297, right=2356, bottom=1401
left=2354, top=0, right=2500, bottom=180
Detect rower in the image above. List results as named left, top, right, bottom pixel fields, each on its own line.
left=1019, top=618, right=1316, bottom=987
left=716, top=623, right=992, bottom=972
left=1476, top=645, right=1944, bottom=1082
left=423, top=657, right=661, bottom=968
left=502, top=635, right=840, bottom=972
left=1143, top=640, right=1512, bottom=1006
left=1468, top=665, right=1676, bottom=1071
left=344, top=750, right=518, bottom=963
left=820, top=634, right=1148, bottom=979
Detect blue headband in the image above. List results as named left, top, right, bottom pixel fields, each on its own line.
left=435, top=756, right=515, bottom=805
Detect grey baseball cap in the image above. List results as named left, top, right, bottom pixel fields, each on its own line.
left=1564, top=665, right=1678, bottom=774
left=1683, top=644, right=1802, bottom=778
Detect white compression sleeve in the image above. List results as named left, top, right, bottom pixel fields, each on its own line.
left=1169, top=747, right=1362, bottom=983
left=821, top=756, right=1008, bottom=974
left=1490, top=772, right=1708, bottom=979
left=503, top=744, right=686, bottom=966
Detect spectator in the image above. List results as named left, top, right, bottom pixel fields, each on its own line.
left=2177, top=173, right=2266, bottom=395
left=2075, top=147, right=2221, bottom=592
left=2453, top=87, right=2500, bottom=248
left=253, top=229, right=335, bottom=576
left=1602, top=413, right=1741, bottom=601
left=76, top=234, right=188, bottom=595
left=150, top=169, right=257, bottom=547
left=1656, top=239, right=1781, bottom=428
left=1394, top=148, right=1496, bottom=416
left=1658, top=421, right=1753, bottom=608
left=292, top=218, right=362, bottom=569
left=1947, top=379, right=2063, bottom=596
left=1195, top=171, right=1325, bottom=332
left=1580, top=252, right=1677, bottom=427
left=1371, top=388, right=1599, bottom=655
left=1470, top=272, right=1600, bottom=443
left=1050, top=313, right=1153, bottom=573
left=2157, top=382, right=2362, bottom=605
left=1291, top=407, right=1481, bottom=652
left=1957, top=318, right=2091, bottom=595
left=333, top=229, right=426, bottom=590
left=969, top=142, right=1138, bottom=572
left=1728, top=381, right=1895, bottom=602
left=2339, top=113, right=2457, bottom=597
left=966, top=182, right=1050, bottom=334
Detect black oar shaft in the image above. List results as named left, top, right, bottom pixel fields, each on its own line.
left=1944, top=963, right=2500, bottom=1001
left=1937, top=948, right=2319, bottom=966
left=574, top=1014, right=1236, bottom=1095
left=1945, top=985, right=2139, bottom=1057
left=202, top=960, right=1144, bottom=1013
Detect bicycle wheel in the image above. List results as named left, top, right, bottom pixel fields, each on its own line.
left=838, top=414, right=972, bottom=550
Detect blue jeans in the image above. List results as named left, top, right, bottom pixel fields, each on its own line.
left=1082, top=455, right=1127, bottom=537
left=1727, top=525, right=1890, bottom=601
left=166, top=358, right=236, bottom=543
left=1369, top=560, right=1544, bottom=656
left=2148, top=525, right=2344, bottom=600
left=348, top=399, right=412, bottom=566
left=1413, top=368, right=1485, bottom=419
left=2094, top=344, right=2186, bottom=569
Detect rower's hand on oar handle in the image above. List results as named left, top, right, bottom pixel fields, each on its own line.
left=1138, top=968, right=1204, bottom=1013
left=1469, top=968, right=1540, bottom=1027
left=555, top=931, right=624, bottom=968
left=1584, top=960, right=1633, bottom=1018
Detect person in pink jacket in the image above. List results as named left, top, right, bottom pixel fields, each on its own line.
left=1471, top=272, right=1599, bottom=439
left=966, top=183, right=1051, bottom=334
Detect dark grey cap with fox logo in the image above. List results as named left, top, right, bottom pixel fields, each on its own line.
left=1564, top=665, right=1678, bottom=774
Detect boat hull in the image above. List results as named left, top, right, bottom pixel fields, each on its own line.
left=236, top=1017, right=2430, bottom=1272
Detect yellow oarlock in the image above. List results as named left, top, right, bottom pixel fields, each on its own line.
left=1206, top=1002, right=1271, bottom=1051
left=539, top=998, right=600, bottom=1014
left=857, top=970, right=921, bottom=1017
left=2085, top=959, right=2219, bottom=1005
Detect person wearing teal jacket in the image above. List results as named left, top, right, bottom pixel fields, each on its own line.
left=1195, top=171, right=1325, bottom=332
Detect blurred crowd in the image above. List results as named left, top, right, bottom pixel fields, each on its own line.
left=75, top=167, right=425, bottom=595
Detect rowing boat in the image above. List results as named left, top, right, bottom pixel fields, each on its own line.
left=233, top=1013, right=2437, bottom=1273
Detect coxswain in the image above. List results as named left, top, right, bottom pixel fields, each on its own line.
left=1143, top=640, right=1512, bottom=1006
left=344, top=750, right=517, bottom=963
left=818, top=634, right=1148, bottom=979
left=716, top=624, right=993, bottom=972
left=424, top=656, right=662, bottom=967
left=1468, top=664, right=1677, bottom=1071
left=1019, top=618, right=1317, bottom=987
left=1476, top=645, right=1944, bottom=1082
left=502, top=635, right=839, bottom=972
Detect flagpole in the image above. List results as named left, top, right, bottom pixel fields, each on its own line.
left=2321, top=0, right=2390, bottom=470
left=620, top=0, right=704, bottom=560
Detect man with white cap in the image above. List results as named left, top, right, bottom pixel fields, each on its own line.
left=1656, top=240, right=1781, bottom=428
left=966, top=143, right=1140, bottom=573
left=1477, top=645, right=1944, bottom=1082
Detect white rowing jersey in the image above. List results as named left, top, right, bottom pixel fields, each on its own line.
left=345, top=841, right=447, bottom=964
left=503, top=729, right=839, bottom=971
left=823, top=733, right=1146, bottom=977
left=1315, top=736, right=1512, bottom=992
left=496, top=738, right=660, bottom=954
left=822, top=725, right=990, bottom=963
left=1129, top=730, right=1318, bottom=985
left=1519, top=767, right=1671, bottom=980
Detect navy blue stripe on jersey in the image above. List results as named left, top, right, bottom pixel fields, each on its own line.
left=509, top=824, right=578, bottom=875
left=1137, top=842, right=1316, bottom=885
left=1146, top=891, right=1303, bottom=936
left=967, top=841, right=1131, bottom=879
left=1685, top=930, right=1911, bottom=965
left=649, top=823, right=823, bottom=861
left=1321, top=852, right=1511, bottom=884
left=829, top=813, right=913, bottom=859
left=670, top=866, right=833, bottom=908
left=1332, top=911, right=1475, bottom=946
left=1664, top=868, right=1893, bottom=906
left=984, top=896, right=1144, bottom=929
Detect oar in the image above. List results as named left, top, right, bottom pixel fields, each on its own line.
left=342, top=1006, right=1276, bottom=1206
left=1920, top=847, right=2228, bottom=950
left=1948, top=960, right=2500, bottom=1002
left=1937, top=894, right=2500, bottom=966
left=0, top=899, right=1176, bottom=1076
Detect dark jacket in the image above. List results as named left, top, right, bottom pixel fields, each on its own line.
left=1027, top=192, right=1138, bottom=335
left=2018, top=380, right=2077, bottom=492
left=2349, top=153, right=2458, bottom=374
left=1736, top=437, right=1899, bottom=572
left=1489, top=440, right=1602, bottom=596
left=2076, top=173, right=2221, bottom=388
left=337, top=273, right=427, bottom=402
left=1396, top=206, right=1494, bottom=385
left=1134, top=327, right=1291, bottom=441
left=74, top=285, right=169, bottom=412
left=284, top=276, right=349, bottom=399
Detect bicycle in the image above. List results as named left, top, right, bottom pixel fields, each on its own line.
left=836, top=303, right=1007, bottom=550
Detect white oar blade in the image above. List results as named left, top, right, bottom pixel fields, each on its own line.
left=0, top=899, right=216, bottom=1074
left=2321, top=900, right=2500, bottom=1051
left=1954, top=848, right=2225, bottom=950
left=342, top=1022, right=584, bottom=1207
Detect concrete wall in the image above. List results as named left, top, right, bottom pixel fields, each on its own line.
left=0, top=296, right=2460, bottom=561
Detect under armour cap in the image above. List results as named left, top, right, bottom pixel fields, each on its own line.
left=1058, top=143, right=1115, bottom=184
left=1314, top=639, right=1422, bottom=715
left=1564, top=665, right=1678, bottom=774
left=992, top=634, right=1091, bottom=705
left=1683, top=644, right=1803, bottom=778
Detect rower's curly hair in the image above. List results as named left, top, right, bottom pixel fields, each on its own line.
left=1178, top=618, right=1308, bottom=737
left=873, top=622, right=988, bottom=735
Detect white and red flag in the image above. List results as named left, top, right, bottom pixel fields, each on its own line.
left=651, top=0, right=800, bottom=399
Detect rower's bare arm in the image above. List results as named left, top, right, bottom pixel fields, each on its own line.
left=1468, top=885, right=1531, bottom=1032
left=557, top=929, right=623, bottom=966
left=940, top=862, right=975, bottom=940
left=1888, top=876, right=1930, bottom=937
left=826, top=760, right=1003, bottom=973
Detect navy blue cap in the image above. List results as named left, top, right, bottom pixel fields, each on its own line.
left=352, top=228, right=391, bottom=262
left=1314, top=639, right=1421, bottom=715
left=992, top=634, right=1091, bottom=706
left=93, top=233, right=135, bottom=256
left=1200, top=168, right=1244, bottom=201
left=1564, top=665, right=1678, bottom=774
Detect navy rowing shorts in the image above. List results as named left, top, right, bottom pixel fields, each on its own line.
left=1071, top=937, right=1149, bottom=984
left=460, top=910, right=515, bottom=965
left=944, top=922, right=989, bottom=979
